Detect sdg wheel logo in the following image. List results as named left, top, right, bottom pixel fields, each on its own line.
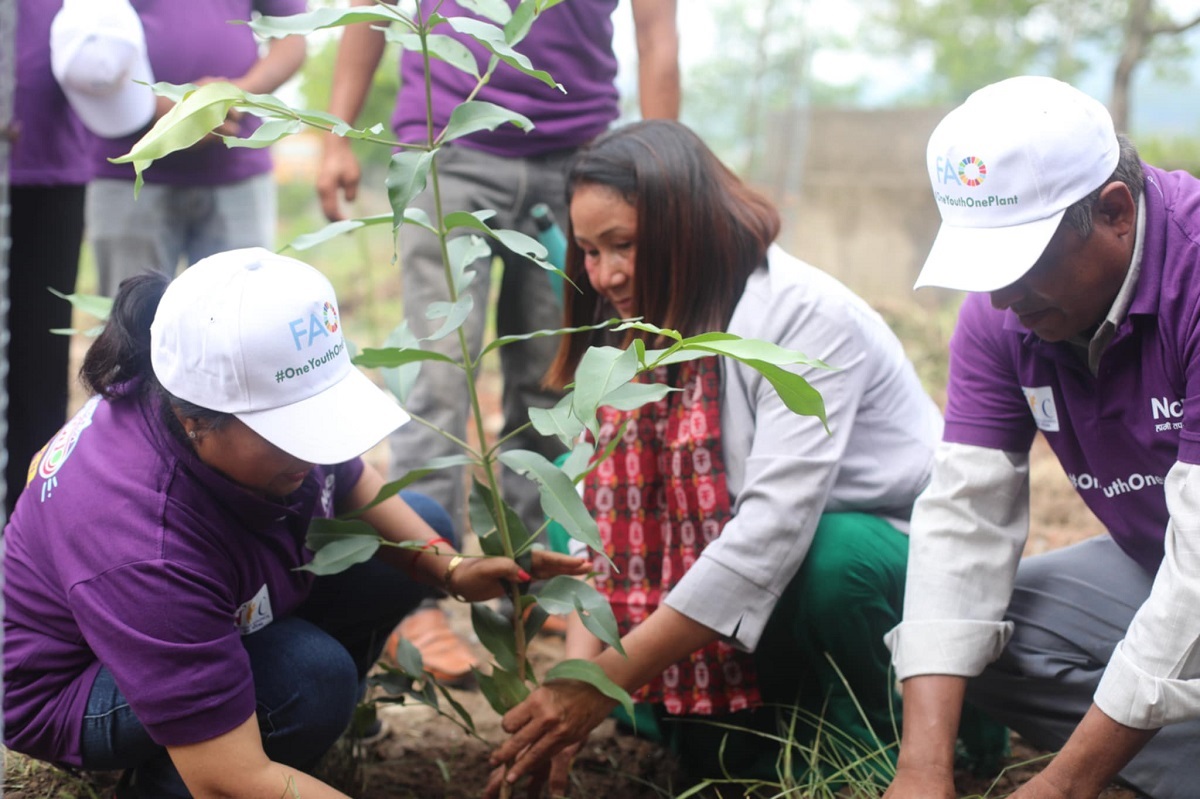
left=957, top=156, right=987, bottom=187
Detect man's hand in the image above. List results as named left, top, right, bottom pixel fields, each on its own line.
left=882, top=763, right=957, bottom=799
left=317, top=135, right=361, bottom=221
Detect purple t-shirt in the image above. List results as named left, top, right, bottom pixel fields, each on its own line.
left=2, top=382, right=364, bottom=766
left=393, top=0, right=620, bottom=156
left=10, top=0, right=96, bottom=186
left=942, top=165, right=1200, bottom=573
left=91, top=0, right=305, bottom=186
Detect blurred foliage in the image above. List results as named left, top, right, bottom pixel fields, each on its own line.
left=1138, top=135, right=1200, bottom=176
left=859, top=0, right=1197, bottom=106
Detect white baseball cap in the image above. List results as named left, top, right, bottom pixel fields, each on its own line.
left=915, top=76, right=1120, bottom=293
left=50, top=0, right=156, bottom=138
left=151, top=248, right=411, bottom=465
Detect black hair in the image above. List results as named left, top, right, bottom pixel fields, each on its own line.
left=1062, top=133, right=1145, bottom=238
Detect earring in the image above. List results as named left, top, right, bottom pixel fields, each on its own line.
left=188, top=430, right=198, bottom=440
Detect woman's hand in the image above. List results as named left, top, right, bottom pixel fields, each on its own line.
left=485, top=680, right=616, bottom=796
left=484, top=740, right=582, bottom=799
left=445, top=551, right=589, bottom=603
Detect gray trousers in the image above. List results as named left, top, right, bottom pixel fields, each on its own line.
left=86, top=173, right=276, bottom=297
left=967, top=535, right=1200, bottom=798
left=390, top=145, right=569, bottom=537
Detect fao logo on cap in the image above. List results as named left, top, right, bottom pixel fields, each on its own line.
left=935, top=154, right=988, bottom=188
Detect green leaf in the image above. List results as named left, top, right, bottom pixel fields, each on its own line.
left=471, top=603, right=520, bottom=673
left=445, top=16, right=562, bottom=91
left=571, top=345, right=639, bottom=424
left=468, top=478, right=533, bottom=555
left=478, top=319, right=618, bottom=360
left=110, top=82, right=244, bottom=194
left=740, top=359, right=829, bottom=426
left=544, top=659, right=634, bottom=720
left=679, top=333, right=832, bottom=370
left=299, top=524, right=381, bottom=575
left=424, top=294, right=475, bottom=342
left=380, top=321, right=421, bottom=404
left=343, top=454, right=478, bottom=518
left=248, top=7, right=406, bottom=38
left=387, top=31, right=481, bottom=79
left=221, top=118, right=302, bottom=149
left=528, top=394, right=585, bottom=449
left=353, top=346, right=460, bottom=369
left=306, top=516, right=378, bottom=548
left=284, top=214, right=393, bottom=252
left=558, top=440, right=595, bottom=482
left=613, top=320, right=682, bottom=341
left=447, top=235, right=489, bottom=295
left=505, top=0, right=537, bottom=44
left=474, top=665, right=531, bottom=715
left=47, top=288, right=113, bottom=320
left=535, top=577, right=625, bottom=655
left=433, top=681, right=478, bottom=735
left=497, top=449, right=603, bottom=556
left=598, top=381, right=676, bottom=411
left=441, top=100, right=533, bottom=144
left=458, top=0, right=512, bottom=24
left=443, top=211, right=548, bottom=264
left=386, top=149, right=437, bottom=226
left=391, top=634, right=427, bottom=678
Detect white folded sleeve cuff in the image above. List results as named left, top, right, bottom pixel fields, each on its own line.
left=885, top=619, right=1014, bottom=681
left=1095, top=640, right=1200, bottom=730
left=664, top=555, right=776, bottom=651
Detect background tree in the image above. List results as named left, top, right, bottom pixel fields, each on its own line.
left=864, top=0, right=1199, bottom=131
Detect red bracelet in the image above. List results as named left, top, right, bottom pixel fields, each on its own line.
left=420, top=536, right=452, bottom=552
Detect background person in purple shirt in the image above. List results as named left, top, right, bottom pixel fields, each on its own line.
left=884, top=76, right=1200, bottom=799
left=1, top=248, right=587, bottom=799
left=86, top=0, right=308, bottom=299
left=5, top=0, right=97, bottom=519
left=316, top=0, right=680, bottom=685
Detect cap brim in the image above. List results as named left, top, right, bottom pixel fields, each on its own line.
left=236, top=368, right=410, bottom=465
left=64, top=55, right=155, bottom=138
left=914, top=210, right=1066, bottom=293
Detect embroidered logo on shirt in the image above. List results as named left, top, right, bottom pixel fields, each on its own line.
left=235, top=584, right=274, bottom=635
left=28, top=396, right=101, bottom=499
left=1022, top=386, right=1059, bottom=432
left=320, top=473, right=335, bottom=516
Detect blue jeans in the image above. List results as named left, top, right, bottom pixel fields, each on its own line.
left=79, top=491, right=455, bottom=797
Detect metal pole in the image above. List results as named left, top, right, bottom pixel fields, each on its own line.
left=1, top=0, right=17, bottom=776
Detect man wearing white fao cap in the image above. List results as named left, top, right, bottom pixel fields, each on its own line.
left=1, top=248, right=588, bottom=798
left=883, top=76, right=1200, bottom=799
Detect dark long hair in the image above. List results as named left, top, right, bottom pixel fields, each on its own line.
left=79, top=272, right=229, bottom=433
left=546, top=120, right=781, bottom=388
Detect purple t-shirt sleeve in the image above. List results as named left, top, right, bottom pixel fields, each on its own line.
left=332, top=457, right=366, bottom=510
left=943, top=294, right=1039, bottom=454
left=69, top=560, right=256, bottom=747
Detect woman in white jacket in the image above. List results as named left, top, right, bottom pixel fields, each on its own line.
left=490, top=120, right=947, bottom=796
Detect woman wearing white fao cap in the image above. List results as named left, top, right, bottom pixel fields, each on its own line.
left=1, top=248, right=588, bottom=799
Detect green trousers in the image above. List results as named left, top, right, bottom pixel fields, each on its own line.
left=554, top=511, right=1007, bottom=788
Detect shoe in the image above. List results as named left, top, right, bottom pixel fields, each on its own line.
left=387, top=607, right=478, bottom=686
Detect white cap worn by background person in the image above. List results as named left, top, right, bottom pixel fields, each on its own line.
left=150, top=248, right=411, bottom=465
left=50, top=0, right=156, bottom=138
left=915, top=75, right=1121, bottom=293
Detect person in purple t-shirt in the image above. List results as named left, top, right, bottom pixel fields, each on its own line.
left=315, top=0, right=680, bottom=685
left=86, top=0, right=308, bottom=299
left=2, top=248, right=587, bottom=799
left=884, top=77, right=1200, bottom=799
left=5, top=0, right=97, bottom=519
